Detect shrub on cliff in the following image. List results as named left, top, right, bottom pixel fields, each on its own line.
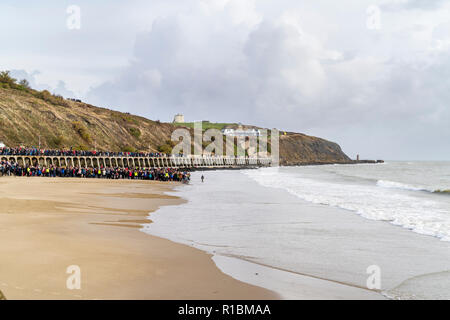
left=34, top=90, right=70, bottom=107
left=73, top=144, right=89, bottom=151
left=19, top=79, right=30, bottom=89
left=50, top=135, right=66, bottom=148
left=0, top=71, right=16, bottom=86
left=157, top=140, right=175, bottom=154
left=129, top=127, right=141, bottom=139
left=72, top=121, right=92, bottom=143
left=122, top=145, right=137, bottom=153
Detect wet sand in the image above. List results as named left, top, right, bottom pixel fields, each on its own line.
left=0, top=177, right=277, bottom=300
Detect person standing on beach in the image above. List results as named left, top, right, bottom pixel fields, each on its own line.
left=201, top=174, right=204, bottom=183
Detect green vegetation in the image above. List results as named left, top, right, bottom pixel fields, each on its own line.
left=72, top=121, right=92, bottom=143
left=129, top=127, right=141, bottom=139
left=122, top=145, right=137, bottom=153
left=0, top=289, right=5, bottom=300
left=157, top=139, right=175, bottom=154
left=34, top=90, right=70, bottom=107
left=49, top=134, right=66, bottom=148
left=73, top=144, right=89, bottom=151
left=173, top=121, right=236, bottom=131
left=111, top=111, right=139, bottom=125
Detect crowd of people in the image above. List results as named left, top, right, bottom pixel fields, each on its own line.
left=0, top=160, right=190, bottom=183
left=0, top=147, right=172, bottom=158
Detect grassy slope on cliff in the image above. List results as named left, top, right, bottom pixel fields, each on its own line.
left=0, top=86, right=351, bottom=164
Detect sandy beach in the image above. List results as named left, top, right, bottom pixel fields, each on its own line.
left=0, top=177, right=276, bottom=300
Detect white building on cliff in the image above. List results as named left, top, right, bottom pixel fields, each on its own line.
left=173, top=114, right=185, bottom=123
left=221, top=128, right=261, bottom=137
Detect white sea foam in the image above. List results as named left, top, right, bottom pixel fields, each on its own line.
left=376, top=180, right=430, bottom=192
left=244, top=164, right=450, bottom=241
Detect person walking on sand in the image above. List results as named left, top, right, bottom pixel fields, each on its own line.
left=201, top=174, right=204, bottom=183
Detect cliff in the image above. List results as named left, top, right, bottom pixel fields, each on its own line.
left=0, top=87, right=351, bottom=164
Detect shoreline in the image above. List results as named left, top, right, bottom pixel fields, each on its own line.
left=211, top=255, right=385, bottom=300
left=0, top=177, right=277, bottom=300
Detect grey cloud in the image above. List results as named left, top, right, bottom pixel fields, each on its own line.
left=433, top=21, right=450, bottom=40
left=381, top=0, right=447, bottom=11
left=404, top=0, right=446, bottom=9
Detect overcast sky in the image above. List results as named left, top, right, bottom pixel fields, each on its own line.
left=1, top=0, right=449, bottom=160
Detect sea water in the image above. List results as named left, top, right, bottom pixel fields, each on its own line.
left=142, top=162, right=450, bottom=299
